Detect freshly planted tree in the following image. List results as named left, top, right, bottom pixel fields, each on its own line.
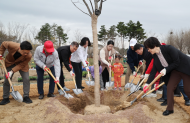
left=71, top=0, right=107, bottom=107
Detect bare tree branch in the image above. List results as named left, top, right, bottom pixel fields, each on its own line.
left=99, top=0, right=103, bottom=14
left=89, top=0, right=94, bottom=13
left=71, top=0, right=91, bottom=17
left=94, top=0, right=98, bottom=10
left=83, top=0, right=92, bottom=16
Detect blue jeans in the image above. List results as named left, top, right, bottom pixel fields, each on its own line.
left=163, top=79, right=189, bottom=101
left=36, top=65, right=55, bottom=94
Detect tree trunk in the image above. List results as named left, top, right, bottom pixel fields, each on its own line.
left=91, top=13, right=100, bottom=107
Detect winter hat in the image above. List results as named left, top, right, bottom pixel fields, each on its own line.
left=129, top=38, right=137, bottom=46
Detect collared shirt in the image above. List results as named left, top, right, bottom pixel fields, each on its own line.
left=156, top=50, right=168, bottom=67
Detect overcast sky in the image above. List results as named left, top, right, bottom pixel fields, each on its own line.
left=0, top=0, right=190, bottom=47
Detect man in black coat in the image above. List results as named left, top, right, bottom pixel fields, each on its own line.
left=144, top=37, right=190, bottom=116
left=56, top=42, right=79, bottom=94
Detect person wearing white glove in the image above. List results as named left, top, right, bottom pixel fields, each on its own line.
left=0, top=41, right=33, bottom=105
left=70, top=71, right=75, bottom=77
left=140, top=74, right=144, bottom=79
left=133, top=71, right=137, bottom=77
left=70, top=37, right=91, bottom=89
left=34, top=40, right=61, bottom=99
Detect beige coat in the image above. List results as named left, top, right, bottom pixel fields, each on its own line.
left=99, top=46, right=116, bottom=72
left=0, top=41, right=32, bottom=72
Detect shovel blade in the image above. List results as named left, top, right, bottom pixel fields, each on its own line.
left=125, top=83, right=135, bottom=89
left=105, top=81, right=114, bottom=88
left=10, top=91, right=23, bottom=103
left=64, top=93, right=74, bottom=99
left=72, top=89, right=83, bottom=95
left=85, top=81, right=95, bottom=86
left=130, top=85, right=140, bottom=93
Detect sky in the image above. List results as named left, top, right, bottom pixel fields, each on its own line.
left=0, top=0, right=190, bottom=48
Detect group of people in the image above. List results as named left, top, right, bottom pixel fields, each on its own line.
left=0, top=37, right=91, bottom=104
left=0, top=36, right=190, bottom=117
left=126, top=37, right=190, bottom=116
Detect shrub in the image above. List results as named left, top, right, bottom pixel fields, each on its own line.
left=82, top=71, right=88, bottom=77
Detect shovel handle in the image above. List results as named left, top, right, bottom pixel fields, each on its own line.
left=145, top=82, right=165, bottom=95
left=0, top=59, right=13, bottom=87
left=45, top=68, right=66, bottom=93
left=136, top=73, right=163, bottom=99
left=138, top=77, right=146, bottom=87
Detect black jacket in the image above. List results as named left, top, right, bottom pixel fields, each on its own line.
left=127, top=46, right=143, bottom=72
left=57, top=45, right=72, bottom=72
left=146, top=45, right=190, bottom=85
left=142, top=47, right=153, bottom=73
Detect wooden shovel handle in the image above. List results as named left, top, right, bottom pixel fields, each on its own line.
left=131, top=64, right=143, bottom=81
left=136, top=73, right=163, bottom=99
left=138, top=77, right=146, bottom=87
left=0, top=59, right=13, bottom=86
left=146, top=82, right=165, bottom=95
left=45, top=68, right=65, bottom=91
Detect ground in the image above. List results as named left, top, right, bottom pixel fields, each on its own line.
left=0, top=72, right=190, bottom=123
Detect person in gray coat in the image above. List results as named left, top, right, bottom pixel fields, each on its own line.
left=34, top=40, right=61, bottom=99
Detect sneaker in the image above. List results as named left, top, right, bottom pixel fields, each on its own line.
left=0, top=98, right=10, bottom=105
left=157, top=90, right=163, bottom=94
left=63, top=87, right=70, bottom=91
left=114, top=87, right=117, bottom=90
left=58, top=89, right=64, bottom=95
left=47, top=93, right=55, bottom=97
left=39, top=94, right=44, bottom=99
left=119, top=87, right=122, bottom=91
left=23, top=97, right=32, bottom=104
left=161, top=100, right=167, bottom=106
left=146, top=93, right=157, bottom=98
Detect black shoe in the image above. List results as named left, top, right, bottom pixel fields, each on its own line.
left=174, top=94, right=182, bottom=97
left=161, top=100, right=167, bottom=106
left=81, top=86, right=85, bottom=89
left=0, top=98, right=10, bottom=105
left=185, top=100, right=190, bottom=106
left=47, top=93, right=55, bottom=97
left=23, top=97, right=32, bottom=104
left=157, top=97, right=165, bottom=102
left=163, top=110, right=173, bottom=116
left=39, top=94, right=44, bottom=99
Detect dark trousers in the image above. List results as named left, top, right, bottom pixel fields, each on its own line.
left=36, top=65, right=55, bottom=94
left=71, top=62, right=82, bottom=88
left=167, top=70, right=190, bottom=110
left=102, top=68, right=109, bottom=88
left=163, top=79, right=189, bottom=100
left=57, top=63, right=65, bottom=89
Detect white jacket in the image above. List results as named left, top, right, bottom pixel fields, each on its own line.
left=34, top=45, right=61, bottom=78
left=70, top=45, right=88, bottom=66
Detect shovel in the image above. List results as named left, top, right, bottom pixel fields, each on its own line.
left=0, top=59, right=23, bottom=102
left=106, top=61, right=114, bottom=90
left=124, top=64, right=143, bottom=90
left=141, top=82, right=165, bottom=98
left=85, top=64, right=94, bottom=86
left=45, top=68, right=73, bottom=99
left=72, top=76, right=83, bottom=95
left=127, top=77, right=146, bottom=97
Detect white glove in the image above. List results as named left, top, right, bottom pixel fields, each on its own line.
left=43, top=65, right=47, bottom=70
left=160, top=68, right=166, bottom=76
left=140, top=75, right=144, bottom=79
left=70, top=71, right=75, bottom=77
left=143, top=83, right=149, bottom=93
left=85, top=66, right=89, bottom=71
left=108, top=63, right=111, bottom=68
left=139, top=60, right=143, bottom=66
left=133, top=71, right=137, bottom=77
left=144, top=74, right=149, bottom=79
left=6, top=70, right=13, bottom=79
left=54, top=77, right=59, bottom=83
left=0, top=54, right=2, bottom=60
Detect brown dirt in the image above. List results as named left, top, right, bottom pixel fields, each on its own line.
left=0, top=75, right=190, bottom=123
